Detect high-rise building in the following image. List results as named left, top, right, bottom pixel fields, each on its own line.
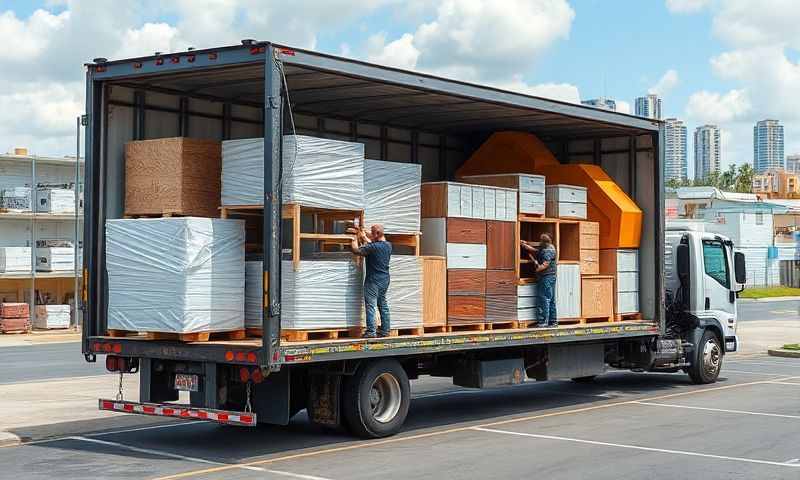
left=664, top=118, right=687, bottom=182
left=694, top=125, right=721, bottom=181
left=635, top=94, right=662, bottom=119
left=581, top=98, right=616, bottom=111
left=753, top=119, right=785, bottom=173
left=786, top=154, right=800, bottom=174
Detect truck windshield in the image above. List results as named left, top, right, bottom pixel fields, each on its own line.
left=702, top=240, right=730, bottom=289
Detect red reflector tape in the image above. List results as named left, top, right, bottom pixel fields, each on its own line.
left=279, top=48, right=296, bottom=56
left=99, top=399, right=257, bottom=426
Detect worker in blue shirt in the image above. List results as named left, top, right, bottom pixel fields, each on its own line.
left=521, top=234, right=558, bottom=327
left=351, top=224, right=392, bottom=338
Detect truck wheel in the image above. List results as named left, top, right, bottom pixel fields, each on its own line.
left=687, top=329, right=722, bottom=384
left=342, top=359, right=410, bottom=438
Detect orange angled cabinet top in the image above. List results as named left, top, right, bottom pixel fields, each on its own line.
left=455, top=131, right=559, bottom=178
left=534, top=164, right=642, bottom=249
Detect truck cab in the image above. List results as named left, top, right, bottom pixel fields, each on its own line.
left=664, top=228, right=746, bottom=383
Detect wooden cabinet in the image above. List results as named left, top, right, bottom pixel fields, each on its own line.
left=578, top=221, right=600, bottom=274
left=581, top=275, right=614, bottom=320
left=556, top=264, right=581, bottom=319
left=486, top=270, right=517, bottom=295
left=422, top=256, right=446, bottom=327
left=448, top=269, right=486, bottom=296
left=446, top=218, right=486, bottom=244
left=599, top=249, right=640, bottom=315
left=486, top=295, right=517, bottom=322
left=447, top=295, right=486, bottom=324
left=486, top=220, right=515, bottom=270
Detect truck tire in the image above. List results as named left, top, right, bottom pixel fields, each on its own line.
left=687, top=329, right=722, bottom=384
left=342, top=359, right=410, bottom=438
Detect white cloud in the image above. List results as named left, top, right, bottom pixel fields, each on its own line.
left=711, top=0, right=800, bottom=49
left=665, top=0, right=710, bottom=14
left=366, top=32, right=420, bottom=70
left=0, top=9, right=70, bottom=61
left=685, top=89, right=751, bottom=124
left=494, top=76, right=580, bottom=103
left=648, top=69, right=679, bottom=96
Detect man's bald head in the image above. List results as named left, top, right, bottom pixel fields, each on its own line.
left=371, top=224, right=385, bottom=239
left=540, top=233, right=552, bottom=246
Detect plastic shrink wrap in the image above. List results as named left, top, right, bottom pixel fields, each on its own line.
left=34, top=305, right=70, bottom=329
left=36, top=188, right=75, bottom=213
left=364, top=160, right=421, bottom=233
left=222, top=135, right=365, bottom=210
left=385, top=256, right=423, bottom=328
left=0, top=187, right=32, bottom=211
left=106, top=218, right=245, bottom=333
left=0, top=247, right=32, bottom=272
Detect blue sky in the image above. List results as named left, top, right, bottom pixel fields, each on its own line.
left=1, top=0, right=797, bottom=177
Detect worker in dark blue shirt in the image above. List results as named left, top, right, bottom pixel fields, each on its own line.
left=351, top=224, right=392, bottom=338
left=521, top=233, right=558, bottom=327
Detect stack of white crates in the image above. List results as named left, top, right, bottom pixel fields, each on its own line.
left=546, top=184, right=587, bottom=219
left=34, top=305, right=70, bottom=329
left=36, top=247, right=74, bottom=271
left=36, top=188, right=75, bottom=214
left=0, top=247, right=31, bottom=273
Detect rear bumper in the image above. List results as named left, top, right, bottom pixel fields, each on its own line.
left=99, top=399, right=257, bottom=427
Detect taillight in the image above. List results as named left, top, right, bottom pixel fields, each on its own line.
left=106, top=356, right=118, bottom=372
left=251, top=368, right=264, bottom=384
left=239, top=367, right=250, bottom=383
left=246, top=352, right=257, bottom=363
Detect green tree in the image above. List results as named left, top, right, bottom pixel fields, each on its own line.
left=719, top=164, right=737, bottom=190
left=734, top=163, right=754, bottom=193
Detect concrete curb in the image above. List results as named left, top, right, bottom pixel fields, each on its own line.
left=768, top=348, right=800, bottom=359
left=738, top=296, right=800, bottom=303
left=0, top=431, right=21, bottom=448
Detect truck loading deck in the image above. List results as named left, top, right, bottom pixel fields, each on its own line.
left=82, top=41, right=744, bottom=438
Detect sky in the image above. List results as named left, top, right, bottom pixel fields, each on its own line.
left=1, top=0, right=798, bottom=179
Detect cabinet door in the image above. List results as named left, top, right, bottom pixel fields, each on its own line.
left=486, top=269, right=517, bottom=295
left=447, top=295, right=486, bottom=323
left=446, top=243, right=487, bottom=269
left=446, top=218, right=486, bottom=244
left=448, top=269, right=486, bottom=296
left=486, top=220, right=515, bottom=270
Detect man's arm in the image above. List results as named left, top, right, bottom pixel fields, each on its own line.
left=533, top=249, right=555, bottom=272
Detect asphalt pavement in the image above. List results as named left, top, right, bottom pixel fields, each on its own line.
left=0, top=355, right=798, bottom=480
left=738, top=298, right=799, bottom=322
left=0, top=342, right=105, bottom=385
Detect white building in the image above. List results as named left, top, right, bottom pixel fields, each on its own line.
left=581, top=98, right=616, bottom=111
left=754, top=119, right=785, bottom=173
left=635, top=94, right=662, bottom=120
left=694, top=125, right=721, bottom=181
left=786, top=154, right=800, bottom=174
left=664, top=118, right=687, bottom=182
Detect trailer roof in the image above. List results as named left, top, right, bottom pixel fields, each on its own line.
left=95, top=43, right=660, bottom=140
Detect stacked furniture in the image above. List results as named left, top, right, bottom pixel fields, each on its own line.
left=545, top=184, right=588, bottom=220
left=33, top=304, right=70, bottom=329
left=420, top=182, right=517, bottom=329
left=461, top=173, right=546, bottom=217
left=0, top=302, right=30, bottom=333
left=106, top=217, right=246, bottom=341
left=600, top=249, right=640, bottom=320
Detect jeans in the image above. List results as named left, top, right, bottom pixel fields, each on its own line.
left=364, top=276, right=391, bottom=334
left=536, top=274, right=557, bottom=326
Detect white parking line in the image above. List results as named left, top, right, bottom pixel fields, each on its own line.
left=766, top=381, right=800, bottom=386
left=471, top=427, right=800, bottom=468
left=69, top=437, right=333, bottom=480
left=726, top=360, right=800, bottom=367
left=633, top=401, right=800, bottom=420
left=720, top=369, right=788, bottom=376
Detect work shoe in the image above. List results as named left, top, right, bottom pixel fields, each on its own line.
left=363, top=331, right=377, bottom=338
left=377, top=330, right=391, bottom=338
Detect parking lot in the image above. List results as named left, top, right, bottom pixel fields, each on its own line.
left=1, top=353, right=798, bottom=480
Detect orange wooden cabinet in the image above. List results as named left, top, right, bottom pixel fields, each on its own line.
left=446, top=218, right=487, bottom=244
left=486, top=220, right=515, bottom=270
left=447, top=295, right=486, bottom=324
left=422, top=256, right=447, bottom=327
left=447, top=269, right=486, bottom=296
left=579, top=221, right=600, bottom=274
left=580, top=275, right=614, bottom=320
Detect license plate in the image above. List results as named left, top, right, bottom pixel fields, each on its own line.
left=175, top=374, right=199, bottom=392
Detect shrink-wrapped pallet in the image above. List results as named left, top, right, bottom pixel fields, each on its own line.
left=106, top=218, right=245, bottom=333
left=0, top=247, right=31, bottom=272
left=364, top=160, right=421, bottom=233
left=221, top=135, right=365, bottom=210
left=36, top=247, right=74, bottom=271
left=0, top=187, right=32, bottom=211
left=33, top=305, right=70, bottom=329
left=245, top=260, right=264, bottom=328
left=36, top=188, right=75, bottom=214
left=385, top=256, right=423, bottom=328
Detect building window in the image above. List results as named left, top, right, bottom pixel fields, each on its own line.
left=755, top=212, right=764, bottom=225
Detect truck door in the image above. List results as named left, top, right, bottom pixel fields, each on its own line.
left=700, top=239, right=737, bottom=328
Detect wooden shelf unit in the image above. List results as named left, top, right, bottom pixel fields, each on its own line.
left=516, top=216, right=588, bottom=283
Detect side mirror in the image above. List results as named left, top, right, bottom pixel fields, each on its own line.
left=676, top=244, right=689, bottom=280
left=734, top=251, right=746, bottom=285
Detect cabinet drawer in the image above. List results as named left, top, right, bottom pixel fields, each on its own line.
left=519, top=192, right=545, bottom=215
left=448, top=269, right=486, bottom=296
left=579, top=221, right=600, bottom=236
left=446, top=218, right=486, bottom=244
left=580, top=234, right=600, bottom=250
left=616, top=249, right=639, bottom=272
left=445, top=243, right=487, bottom=269
left=486, top=270, right=517, bottom=295
left=617, top=291, right=639, bottom=314
left=519, top=175, right=546, bottom=193
left=447, top=295, right=486, bottom=323
left=546, top=201, right=587, bottom=220
left=616, top=271, right=639, bottom=292
left=546, top=184, right=587, bottom=203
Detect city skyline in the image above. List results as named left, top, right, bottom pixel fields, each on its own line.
left=694, top=125, right=721, bottom=180
left=754, top=119, right=785, bottom=173
left=664, top=118, right=687, bottom=182
left=635, top=94, right=662, bottom=120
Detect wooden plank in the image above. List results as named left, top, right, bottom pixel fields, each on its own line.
left=446, top=323, right=487, bottom=332
left=487, top=220, right=515, bottom=270
left=421, top=183, right=447, bottom=218
left=446, top=218, right=486, bottom=244
left=486, top=270, right=517, bottom=295
left=422, top=256, right=447, bottom=327
left=447, top=295, right=486, bottom=323
left=447, top=269, right=486, bottom=296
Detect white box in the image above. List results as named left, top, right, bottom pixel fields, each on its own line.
left=33, top=305, right=70, bottom=329
left=36, top=247, right=74, bottom=272
left=36, top=188, right=76, bottom=214
left=615, top=249, right=639, bottom=272
left=461, top=173, right=546, bottom=193
left=617, top=291, right=639, bottom=314
left=519, top=192, right=545, bottom=215
left=616, top=271, right=639, bottom=293
left=363, top=160, right=421, bottom=234
left=106, top=218, right=245, bottom=334
left=222, top=135, right=365, bottom=210
left=429, top=182, right=517, bottom=220
left=546, top=184, right=587, bottom=203
left=546, top=201, right=587, bottom=220
left=556, top=264, right=581, bottom=318
left=0, top=247, right=31, bottom=272
left=517, top=283, right=538, bottom=297
left=445, top=243, right=487, bottom=269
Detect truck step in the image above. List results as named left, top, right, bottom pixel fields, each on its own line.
left=107, top=329, right=247, bottom=342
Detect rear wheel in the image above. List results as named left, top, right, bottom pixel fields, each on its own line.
left=688, top=329, right=722, bottom=384
left=342, top=359, right=410, bottom=438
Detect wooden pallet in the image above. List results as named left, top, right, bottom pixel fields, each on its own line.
left=280, top=328, right=362, bottom=342
left=485, top=321, right=520, bottom=330
left=423, top=324, right=448, bottom=334
left=107, top=329, right=247, bottom=342
left=615, top=312, right=642, bottom=322
left=446, top=323, right=488, bottom=333
left=123, top=212, right=189, bottom=219
left=585, top=315, right=615, bottom=324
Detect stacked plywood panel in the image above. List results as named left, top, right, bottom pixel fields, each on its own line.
left=36, top=188, right=75, bottom=214
left=33, top=305, right=70, bottom=329
left=0, top=247, right=31, bottom=273
left=600, top=249, right=640, bottom=318
left=364, top=160, right=421, bottom=234
left=0, top=302, right=30, bottom=333
left=546, top=184, right=587, bottom=220
left=421, top=182, right=517, bottom=327
left=460, top=173, right=546, bottom=216
left=124, top=137, right=221, bottom=218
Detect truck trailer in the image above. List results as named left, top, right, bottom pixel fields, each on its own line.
left=82, top=41, right=746, bottom=438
